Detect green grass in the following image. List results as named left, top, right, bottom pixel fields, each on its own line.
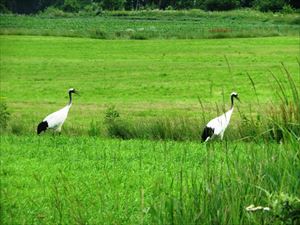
left=0, top=35, right=299, bottom=136
left=1, top=9, right=299, bottom=39
left=1, top=135, right=299, bottom=224
left=1, top=13, right=300, bottom=224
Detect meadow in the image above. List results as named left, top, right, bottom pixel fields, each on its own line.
left=1, top=11, right=300, bottom=225
left=1, top=35, right=299, bottom=138
left=0, top=9, right=299, bottom=39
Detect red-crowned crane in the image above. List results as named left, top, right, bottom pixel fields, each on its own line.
left=201, top=92, right=240, bottom=142
left=37, top=88, right=78, bottom=134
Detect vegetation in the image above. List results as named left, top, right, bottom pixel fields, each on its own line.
left=0, top=0, right=299, bottom=13
left=1, top=9, right=299, bottom=40
left=1, top=35, right=299, bottom=140
left=1, top=135, right=299, bottom=224
left=0, top=99, right=10, bottom=129
left=1, top=7, right=299, bottom=224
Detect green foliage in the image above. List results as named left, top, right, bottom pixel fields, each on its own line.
left=267, top=64, right=300, bottom=142
left=267, top=192, right=300, bottom=224
left=1, top=10, right=299, bottom=40
left=282, top=4, right=295, bottom=13
left=204, top=0, right=240, bottom=11
left=89, top=28, right=107, bottom=39
left=102, top=0, right=125, bottom=10
left=62, top=0, right=80, bottom=12
left=254, top=0, right=286, bottom=12
left=81, top=2, right=103, bottom=16
left=88, top=120, right=102, bottom=136
left=0, top=0, right=298, bottom=14
left=104, top=105, right=120, bottom=123
left=0, top=99, right=10, bottom=129
left=41, top=6, right=71, bottom=18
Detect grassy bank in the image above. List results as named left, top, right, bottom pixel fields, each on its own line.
left=1, top=9, right=299, bottom=39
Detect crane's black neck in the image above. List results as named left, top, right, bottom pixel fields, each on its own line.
left=231, top=95, right=234, bottom=109
left=68, top=91, right=73, bottom=105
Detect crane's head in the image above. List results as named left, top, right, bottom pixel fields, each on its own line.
left=68, top=88, right=79, bottom=95
left=231, top=92, right=240, bottom=101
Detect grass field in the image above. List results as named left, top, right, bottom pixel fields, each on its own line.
left=1, top=135, right=299, bottom=224
left=1, top=35, right=299, bottom=136
left=1, top=11, right=300, bottom=224
left=1, top=9, right=299, bottom=39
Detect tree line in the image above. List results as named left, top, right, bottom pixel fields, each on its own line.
left=0, top=0, right=299, bottom=14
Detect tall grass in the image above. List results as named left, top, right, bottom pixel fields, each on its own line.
left=148, top=140, right=300, bottom=225
left=1, top=64, right=299, bottom=141
left=98, top=64, right=299, bottom=142
left=1, top=136, right=299, bottom=224
left=1, top=9, right=299, bottom=40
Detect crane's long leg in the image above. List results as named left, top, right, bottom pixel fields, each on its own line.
left=220, top=132, right=224, bottom=140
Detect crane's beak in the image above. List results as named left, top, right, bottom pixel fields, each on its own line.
left=236, top=96, right=241, bottom=102
left=74, top=90, right=80, bottom=96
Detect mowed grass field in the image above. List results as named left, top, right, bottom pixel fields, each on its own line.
left=1, top=32, right=300, bottom=224
left=1, top=35, right=299, bottom=134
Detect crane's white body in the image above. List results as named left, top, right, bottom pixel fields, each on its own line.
left=43, top=104, right=72, bottom=132
left=201, top=92, right=239, bottom=142
left=205, top=108, right=233, bottom=141
left=37, top=88, right=77, bottom=134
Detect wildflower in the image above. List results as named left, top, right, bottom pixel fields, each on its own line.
left=246, top=204, right=270, bottom=212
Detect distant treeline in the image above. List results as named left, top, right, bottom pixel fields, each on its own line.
left=0, top=0, right=299, bottom=14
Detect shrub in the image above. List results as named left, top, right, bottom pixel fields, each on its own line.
left=10, top=121, right=25, bottom=135
left=62, top=0, right=80, bottom=12
left=104, top=105, right=120, bottom=124
left=204, top=0, right=240, bottom=11
left=254, top=0, right=286, bottom=12
left=104, top=105, right=130, bottom=138
left=81, top=2, right=103, bottom=16
left=0, top=3, right=10, bottom=14
left=89, top=29, right=108, bottom=39
left=88, top=120, right=102, bottom=136
left=267, top=192, right=300, bottom=224
left=102, top=0, right=126, bottom=10
left=41, top=7, right=70, bottom=18
left=282, top=4, right=295, bottom=13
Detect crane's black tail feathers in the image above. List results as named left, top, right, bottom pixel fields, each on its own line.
left=37, top=121, right=48, bottom=135
left=201, top=126, right=214, bottom=142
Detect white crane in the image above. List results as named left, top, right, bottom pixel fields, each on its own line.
left=37, top=88, right=78, bottom=135
left=201, top=92, right=240, bottom=142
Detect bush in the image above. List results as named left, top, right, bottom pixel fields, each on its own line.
left=62, top=0, right=80, bottom=12
left=88, top=120, right=102, bottom=136
left=282, top=4, right=295, bottom=13
left=204, top=0, right=240, bottom=11
left=254, top=0, right=286, bottom=12
left=0, top=3, right=10, bottom=14
left=267, top=192, right=300, bottom=224
left=0, top=100, right=10, bottom=129
left=102, top=0, right=126, bottom=10
left=41, top=7, right=71, bottom=18
left=89, top=29, right=108, bottom=39
left=81, top=2, right=103, bottom=16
